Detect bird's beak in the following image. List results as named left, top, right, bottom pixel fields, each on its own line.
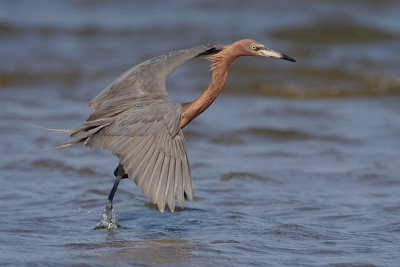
left=258, top=47, right=296, bottom=62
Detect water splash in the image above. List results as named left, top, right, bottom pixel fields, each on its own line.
left=93, top=212, right=121, bottom=230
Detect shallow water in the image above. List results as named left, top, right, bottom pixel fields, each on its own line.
left=1, top=0, right=400, bottom=266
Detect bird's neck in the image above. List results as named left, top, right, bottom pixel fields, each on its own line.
left=181, top=50, right=237, bottom=128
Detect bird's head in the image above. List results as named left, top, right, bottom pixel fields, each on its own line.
left=231, top=39, right=296, bottom=62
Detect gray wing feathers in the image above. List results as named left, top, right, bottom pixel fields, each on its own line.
left=106, top=100, right=182, bottom=138
left=89, top=44, right=216, bottom=111
left=70, top=44, right=219, bottom=211
left=72, top=99, right=193, bottom=212
left=166, top=156, right=176, bottom=212
left=123, top=129, right=192, bottom=212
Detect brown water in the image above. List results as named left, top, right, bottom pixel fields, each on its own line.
left=1, top=0, right=400, bottom=266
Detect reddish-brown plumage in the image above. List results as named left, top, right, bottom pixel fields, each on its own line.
left=180, top=39, right=266, bottom=128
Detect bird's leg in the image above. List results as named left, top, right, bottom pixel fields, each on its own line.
left=97, top=163, right=126, bottom=229
left=105, top=178, right=120, bottom=225
left=113, top=165, right=129, bottom=179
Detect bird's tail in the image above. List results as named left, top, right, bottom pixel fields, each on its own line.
left=28, top=122, right=79, bottom=149
left=30, top=118, right=112, bottom=149
left=68, top=118, right=112, bottom=147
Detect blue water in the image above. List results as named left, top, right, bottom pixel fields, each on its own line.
left=1, top=0, right=400, bottom=266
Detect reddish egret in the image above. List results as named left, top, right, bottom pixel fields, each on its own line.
left=66, top=39, right=295, bottom=227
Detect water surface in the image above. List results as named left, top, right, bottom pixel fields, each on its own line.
left=1, top=0, right=400, bottom=266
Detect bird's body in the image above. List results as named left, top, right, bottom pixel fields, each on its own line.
left=68, top=39, right=295, bottom=227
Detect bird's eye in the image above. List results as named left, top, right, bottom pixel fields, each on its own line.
left=251, top=45, right=257, bottom=51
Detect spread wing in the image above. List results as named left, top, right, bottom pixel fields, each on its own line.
left=69, top=44, right=223, bottom=212
left=71, top=99, right=193, bottom=212
left=88, top=44, right=221, bottom=112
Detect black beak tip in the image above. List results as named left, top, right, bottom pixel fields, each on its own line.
left=280, top=54, right=296, bottom=62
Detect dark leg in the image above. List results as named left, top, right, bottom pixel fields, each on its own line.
left=103, top=163, right=125, bottom=228
left=105, top=175, right=121, bottom=223
left=114, top=166, right=129, bottom=179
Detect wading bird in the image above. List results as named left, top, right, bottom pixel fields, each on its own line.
left=66, top=39, right=295, bottom=228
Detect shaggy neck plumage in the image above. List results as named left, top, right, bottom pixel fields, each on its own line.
left=181, top=45, right=239, bottom=128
